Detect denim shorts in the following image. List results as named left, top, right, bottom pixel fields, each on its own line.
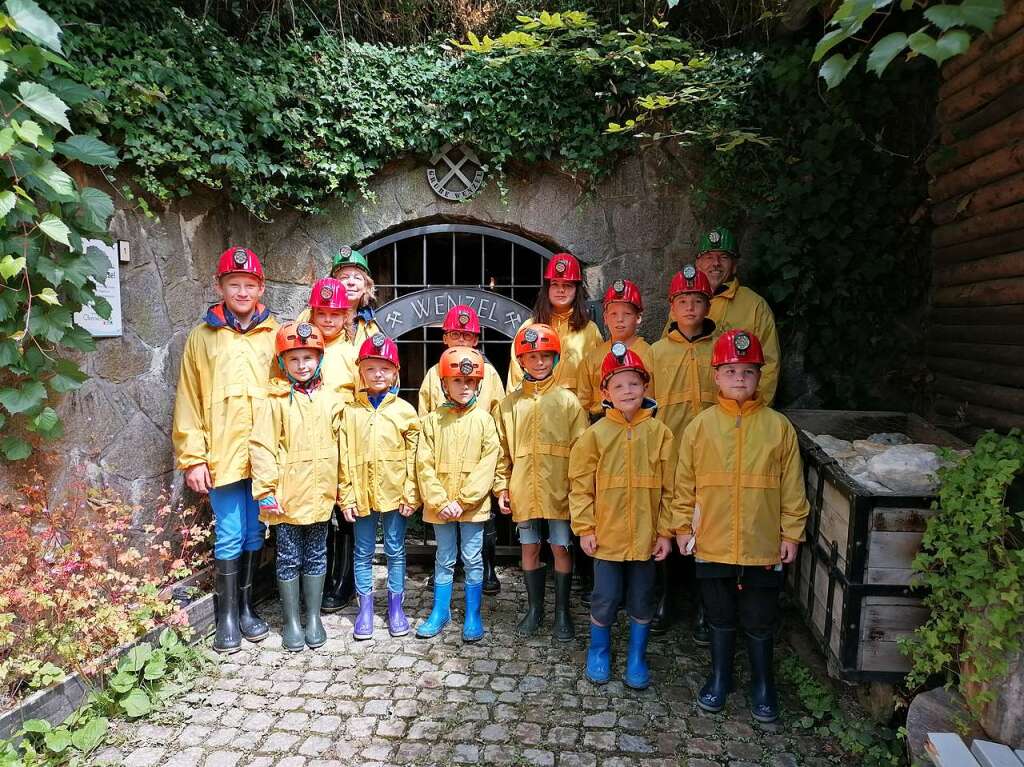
left=516, top=518, right=572, bottom=547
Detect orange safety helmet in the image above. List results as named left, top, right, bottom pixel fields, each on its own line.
left=513, top=323, right=560, bottom=358
left=358, top=333, right=400, bottom=368
left=544, top=252, right=582, bottom=282
left=308, top=277, right=350, bottom=311
left=601, top=342, right=650, bottom=387
left=442, top=304, right=482, bottom=335
left=712, top=329, right=765, bottom=367
left=439, top=346, right=484, bottom=379
left=276, top=321, right=325, bottom=356
left=668, top=265, right=712, bottom=301
left=217, top=246, right=265, bottom=282
left=603, top=279, right=643, bottom=312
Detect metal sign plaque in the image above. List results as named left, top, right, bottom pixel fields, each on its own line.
left=426, top=144, right=486, bottom=201
left=377, top=288, right=531, bottom=339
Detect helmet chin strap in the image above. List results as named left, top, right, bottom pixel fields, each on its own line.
left=523, top=353, right=559, bottom=382
left=278, top=353, right=324, bottom=402
left=441, top=380, right=479, bottom=410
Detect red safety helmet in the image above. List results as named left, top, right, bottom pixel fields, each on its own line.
left=442, top=305, right=482, bottom=335
left=216, top=246, right=264, bottom=282
left=601, top=342, right=650, bottom=387
left=712, top=329, right=765, bottom=367
left=669, top=265, right=712, bottom=301
left=513, top=323, right=560, bottom=358
left=276, top=321, right=324, bottom=356
left=603, top=279, right=643, bottom=312
left=308, top=278, right=350, bottom=311
left=544, top=252, right=582, bottom=282
left=439, top=346, right=484, bottom=380
left=358, top=333, right=400, bottom=368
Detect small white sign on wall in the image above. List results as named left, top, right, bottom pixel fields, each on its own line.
left=74, top=239, right=123, bottom=337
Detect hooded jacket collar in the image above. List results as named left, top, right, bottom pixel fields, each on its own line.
left=716, top=393, right=764, bottom=417
left=205, top=302, right=272, bottom=333
left=604, top=398, right=658, bottom=426
left=667, top=318, right=717, bottom=344
left=714, top=278, right=740, bottom=300
left=521, top=374, right=558, bottom=397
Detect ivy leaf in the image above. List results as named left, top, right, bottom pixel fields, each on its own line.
left=33, top=159, right=74, bottom=197
left=119, top=689, right=152, bottom=718
left=923, top=4, right=965, bottom=30
left=38, top=213, right=70, bottom=245
left=0, top=380, right=45, bottom=413
left=77, top=187, right=115, bottom=230
left=35, top=287, right=59, bottom=305
left=12, top=118, right=42, bottom=146
left=868, top=32, right=909, bottom=75
left=29, top=303, right=71, bottom=343
left=54, top=135, right=118, bottom=167
left=813, top=27, right=853, bottom=63
left=60, top=324, right=95, bottom=352
left=0, top=436, right=29, bottom=459
left=0, top=254, right=25, bottom=280
left=30, top=406, right=58, bottom=436
left=0, top=340, right=20, bottom=367
left=5, top=0, right=63, bottom=54
left=0, top=127, right=14, bottom=155
left=50, top=359, right=86, bottom=392
left=16, top=82, right=70, bottom=131
left=959, top=0, right=1004, bottom=31
left=819, top=52, right=862, bottom=89
left=0, top=191, right=16, bottom=219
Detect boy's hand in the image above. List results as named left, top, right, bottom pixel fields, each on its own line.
left=447, top=501, right=464, bottom=519
left=341, top=506, right=357, bottom=523
left=676, top=532, right=694, bottom=555
left=780, top=540, right=799, bottom=564
left=653, top=537, right=672, bottom=561
left=185, top=463, right=212, bottom=494
left=580, top=534, right=598, bottom=556
left=398, top=503, right=415, bottom=517
left=497, top=491, right=512, bottom=515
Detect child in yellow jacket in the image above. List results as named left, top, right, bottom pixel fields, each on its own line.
left=172, top=247, right=277, bottom=654
left=416, top=347, right=500, bottom=642
left=494, top=324, right=589, bottom=640
left=249, top=322, right=342, bottom=652
left=569, top=346, right=676, bottom=690
left=672, top=329, right=809, bottom=724
left=338, top=334, right=419, bottom=640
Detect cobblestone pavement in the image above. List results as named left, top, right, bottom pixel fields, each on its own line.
left=91, top=564, right=844, bottom=767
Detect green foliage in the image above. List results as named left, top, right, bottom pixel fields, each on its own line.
left=0, top=0, right=119, bottom=460
left=902, top=431, right=1024, bottom=706
left=814, top=0, right=1006, bottom=88
left=780, top=655, right=905, bottom=767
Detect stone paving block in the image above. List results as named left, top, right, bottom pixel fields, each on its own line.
left=203, top=752, right=241, bottom=767
left=124, top=747, right=165, bottom=767
left=164, top=747, right=204, bottom=767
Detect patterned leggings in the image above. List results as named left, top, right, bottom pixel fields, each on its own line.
left=275, top=522, right=329, bottom=581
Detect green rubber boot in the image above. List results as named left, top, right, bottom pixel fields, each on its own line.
left=277, top=577, right=305, bottom=652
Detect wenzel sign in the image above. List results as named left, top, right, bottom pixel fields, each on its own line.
left=377, top=288, right=531, bottom=339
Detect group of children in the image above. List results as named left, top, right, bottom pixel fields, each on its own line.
left=172, top=231, right=809, bottom=723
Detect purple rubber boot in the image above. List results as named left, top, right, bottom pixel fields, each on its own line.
left=386, top=591, right=410, bottom=637
left=353, top=591, right=374, bottom=641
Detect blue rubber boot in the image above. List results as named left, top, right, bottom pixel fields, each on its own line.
left=623, top=619, right=652, bottom=690
left=585, top=624, right=612, bottom=684
left=416, top=580, right=452, bottom=639
left=462, top=582, right=485, bottom=642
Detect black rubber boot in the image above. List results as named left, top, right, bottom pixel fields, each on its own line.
left=482, top=517, right=501, bottom=595
left=213, top=557, right=242, bottom=654
left=696, top=624, right=736, bottom=713
left=650, top=559, right=672, bottom=636
left=321, top=519, right=355, bottom=613
left=238, top=550, right=269, bottom=642
left=516, top=567, right=546, bottom=636
left=552, top=571, right=575, bottom=642
left=746, top=631, right=779, bottom=723
left=692, top=602, right=711, bottom=646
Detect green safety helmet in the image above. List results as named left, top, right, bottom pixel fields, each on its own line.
left=698, top=226, right=737, bottom=257
left=331, top=245, right=370, bottom=276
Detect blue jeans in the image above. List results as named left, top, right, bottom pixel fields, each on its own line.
left=433, top=521, right=484, bottom=586
left=209, top=479, right=265, bottom=560
left=353, top=511, right=409, bottom=594
left=517, top=518, right=572, bottom=547
left=275, top=522, right=329, bottom=581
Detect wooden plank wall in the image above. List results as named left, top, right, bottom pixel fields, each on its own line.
left=929, top=0, right=1024, bottom=435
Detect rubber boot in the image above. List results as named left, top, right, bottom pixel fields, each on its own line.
left=462, top=582, right=485, bottom=642
left=277, top=577, right=305, bottom=652
left=585, top=623, right=612, bottom=684
left=516, top=568, right=546, bottom=637
left=302, top=574, right=327, bottom=649
left=650, top=560, right=672, bottom=636
left=416, top=581, right=453, bottom=638
left=623, top=620, right=652, bottom=689
left=321, top=520, right=355, bottom=612
left=353, top=591, right=374, bottom=641
left=697, top=624, right=736, bottom=713
left=692, top=602, right=710, bottom=646
left=213, top=558, right=242, bottom=654
left=238, top=550, right=269, bottom=642
left=386, top=591, right=410, bottom=637
left=482, top=517, right=501, bottom=595
left=746, top=631, right=779, bottom=723
left=552, top=571, right=575, bottom=642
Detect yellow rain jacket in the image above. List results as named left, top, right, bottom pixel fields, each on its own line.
left=416, top=401, right=500, bottom=525
left=418, top=361, right=505, bottom=417
left=493, top=375, right=589, bottom=523
left=576, top=337, right=656, bottom=416
left=321, top=335, right=359, bottom=404
left=337, top=390, right=420, bottom=516
left=507, top=313, right=603, bottom=395
left=172, top=313, right=278, bottom=487
left=651, top=321, right=717, bottom=437
left=672, top=395, right=809, bottom=566
left=249, top=378, right=343, bottom=526
left=568, top=404, right=677, bottom=562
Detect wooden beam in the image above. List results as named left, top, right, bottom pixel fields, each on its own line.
left=932, top=173, right=1024, bottom=226
left=942, top=0, right=1024, bottom=80
left=929, top=304, right=1024, bottom=324
left=933, top=276, right=1024, bottom=307
left=931, top=142, right=1024, bottom=204
left=934, top=396, right=1024, bottom=431
left=940, top=30, right=1024, bottom=102
left=942, top=85, right=1024, bottom=144
left=928, top=356, right=1024, bottom=388
left=933, top=225, right=1024, bottom=263
left=925, top=341, right=1024, bottom=365
left=928, top=111, right=1024, bottom=177
left=932, top=202, right=1024, bottom=249
left=928, top=324, right=1024, bottom=345
left=933, top=373, right=1024, bottom=413
left=932, top=250, right=1024, bottom=286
